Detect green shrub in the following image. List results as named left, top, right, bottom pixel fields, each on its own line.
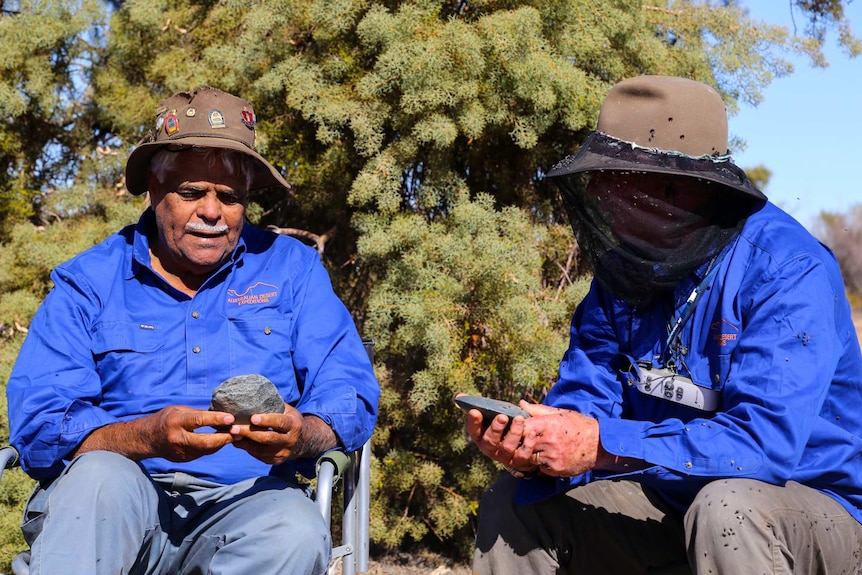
left=360, top=192, right=589, bottom=555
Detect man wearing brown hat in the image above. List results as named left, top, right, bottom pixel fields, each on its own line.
left=6, top=86, right=379, bottom=574
left=463, top=76, right=862, bottom=574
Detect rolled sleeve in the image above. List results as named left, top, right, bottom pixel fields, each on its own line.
left=289, top=250, right=379, bottom=453
left=7, top=271, right=116, bottom=479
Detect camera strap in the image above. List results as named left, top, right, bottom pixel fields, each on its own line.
left=620, top=248, right=730, bottom=411
left=658, top=250, right=725, bottom=367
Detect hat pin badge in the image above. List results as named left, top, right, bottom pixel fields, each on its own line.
left=209, top=109, right=226, bottom=129
left=164, top=113, right=179, bottom=135
left=241, top=109, right=256, bottom=128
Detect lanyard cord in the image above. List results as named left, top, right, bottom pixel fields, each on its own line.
left=659, top=252, right=725, bottom=367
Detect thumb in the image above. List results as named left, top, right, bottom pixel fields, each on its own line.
left=520, top=401, right=561, bottom=417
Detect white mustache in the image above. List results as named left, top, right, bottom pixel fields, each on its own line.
left=186, top=222, right=229, bottom=233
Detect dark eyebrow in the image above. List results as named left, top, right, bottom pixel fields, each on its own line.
left=176, top=183, right=207, bottom=193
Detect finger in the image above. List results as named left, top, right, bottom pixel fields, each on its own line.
left=250, top=407, right=301, bottom=431
left=465, top=409, right=486, bottom=442
left=499, top=416, right=527, bottom=453
left=231, top=423, right=301, bottom=450
left=248, top=412, right=286, bottom=431
left=475, top=414, right=507, bottom=456
left=229, top=425, right=281, bottom=443
left=188, top=430, right=234, bottom=453
left=526, top=420, right=562, bottom=456
left=482, top=413, right=511, bottom=449
left=512, top=428, right=537, bottom=467
left=232, top=437, right=290, bottom=465
left=482, top=414, right=521, bottom=462
left=231, top=437, right=268, bottom=459
left=185, top=410, right=235, bottom=431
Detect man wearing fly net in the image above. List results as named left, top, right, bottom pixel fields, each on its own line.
left=462, top=76, right=862, bottom=574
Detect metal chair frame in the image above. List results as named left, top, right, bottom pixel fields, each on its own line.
left=317, top=439, right=372, bottom=575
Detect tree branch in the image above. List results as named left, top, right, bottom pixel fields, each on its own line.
left=267, top=224, right=337, bottom=255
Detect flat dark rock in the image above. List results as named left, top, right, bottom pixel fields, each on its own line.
left=454, top=395, right=530, bottom=425
left=209, top=374, right=284, bottom=424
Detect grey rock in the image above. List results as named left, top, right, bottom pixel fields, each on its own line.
left=209, top=374, right=284, bottom=424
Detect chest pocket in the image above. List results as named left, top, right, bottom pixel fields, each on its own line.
left=227, top=316, right=296, bottom=391
left=91, top=321, right=166, bottom=393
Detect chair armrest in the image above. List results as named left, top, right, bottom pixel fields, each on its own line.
left=315, top=450, right=352, bottom=528
left=0, top=446, right=20, bottom=484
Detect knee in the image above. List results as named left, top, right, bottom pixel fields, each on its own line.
left=686, top=478, right=771, bottom=539
left=246, top=487, right=330, bottom=549
left=244, top=489, right=331, bottom=571
left=52, top=451, right=155, bottom=506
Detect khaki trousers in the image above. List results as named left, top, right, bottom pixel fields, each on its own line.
left=473, top=474, right=862, bottom=575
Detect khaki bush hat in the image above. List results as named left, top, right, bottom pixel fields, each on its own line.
left=125, top=86, right=290, bottom=195
left=547, top=75, right=766, bottom=201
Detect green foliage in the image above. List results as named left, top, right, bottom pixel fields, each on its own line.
left=0, top=0, right=109, bottom=234
left=360, top=192, right=589, bottom=550
left=793, top=0, right=862, bottom=57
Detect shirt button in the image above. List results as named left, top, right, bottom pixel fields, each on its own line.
left=191, top=311, right=200, bottom=319
left=684, top=462, right=693, bottom=469
left=192, top=346, right=201, bottom=354
left=264, top=326, right=272, bottom=335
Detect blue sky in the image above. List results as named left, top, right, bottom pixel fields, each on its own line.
left=728, top=1, right=862, bottom=233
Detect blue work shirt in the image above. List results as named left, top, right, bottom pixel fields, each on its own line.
left=519, top=202, right=862, bottom=524
left=7, top=210, right=379, bottom=484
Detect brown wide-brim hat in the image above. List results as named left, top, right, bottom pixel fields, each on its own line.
left=125, top=86, right=290, bottom=195
left=547, top=75, right=766, bottom=201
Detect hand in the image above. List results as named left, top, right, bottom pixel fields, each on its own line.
left=521, top=403, right=601, bottom=477
left=462, top=395, right=538, bottom=475
left=74, top=405, right=236, bottom=463
left=142, top=405, right=236, bottom=462
left=229, top=403, right=303, bottom=465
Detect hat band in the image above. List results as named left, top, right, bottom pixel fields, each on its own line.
left=156, top=131, right=256, bottom=151
left=596, top=131, right=732, bottom=163
left=550, top=131, right=736, bottom=175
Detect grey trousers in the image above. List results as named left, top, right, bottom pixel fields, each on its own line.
left=473, top=474, right=862, bottom=575
left=21, top=451, right=330, bottom=575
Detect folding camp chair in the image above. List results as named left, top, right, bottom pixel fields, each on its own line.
left=0, top=441, right=370, bottom=575
left=0, top=339, right=375, bottom=575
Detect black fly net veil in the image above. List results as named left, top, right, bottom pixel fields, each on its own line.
left=553, top=150, right=759, bottom=309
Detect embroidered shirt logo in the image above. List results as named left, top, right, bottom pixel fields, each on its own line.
left=227, top=282, right=279, bottom=306
left=710, top=319, right=739, bottom=346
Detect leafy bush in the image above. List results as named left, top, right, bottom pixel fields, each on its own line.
left=360, top=192, right=589, bottom=554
